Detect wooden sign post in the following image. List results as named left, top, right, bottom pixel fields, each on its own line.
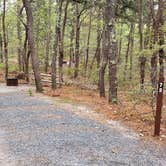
left=154, top=77, right=164, bottom=136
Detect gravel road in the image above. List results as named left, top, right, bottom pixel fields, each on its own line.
left=0, top=84, right=166, bottom=166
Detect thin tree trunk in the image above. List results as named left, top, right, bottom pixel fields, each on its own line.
left=35, top=1, right=40, bottom=60
left=99, top=28, right=108, bottom=98
left=96, top=32, right=102, bottom=69
left=89, top=22, right=102, bottom=90
left=0, top=34, right=3, bottom=63
left=25, top=49, right=30, bottom=82
left=74, top=3, right=80, bottom=79
left=59, top=0, right=68, bottom=83
left=19, top=5, right=27, bottom=73
left=129, top=23, right=135, bottom=80
left=158, top=0, right=165, bottom=80
left=69, top=23, right=74, bottom=68
left=117, top=23, right=123, bottom=63
left=17, top=0, right=22, bottom=72
left=144, top=3, right=151, bottom=49
left=123, top=23, right=134, bottom=81
left=45, top=0, right=52, bottom=73
left=52, top=0, right=63, bottom=89
left=138, top=0, right=146, bottom=91
left=85, top=11, right=92, bottom=75
left=22, top=26, right=28, bottom=74
left=2, top=0, right=8, bottom=79
left=23, top=0, right=43, bottom=92
left=89, top=28, right=102, bottom=72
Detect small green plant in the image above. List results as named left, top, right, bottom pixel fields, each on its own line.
left=111, top=98, right=118, bottom=104
left=0, top=63, right=4, bottom=70
left=28, top=89, right=33, bottom=96
left=9, top=63, right=19, bottom=72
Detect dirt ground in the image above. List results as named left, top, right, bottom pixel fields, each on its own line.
left=0, top=71, right=166, bottom=144
left=44, top=84, right=166, bottom=144
left=0, top=84, right=166, bottom=165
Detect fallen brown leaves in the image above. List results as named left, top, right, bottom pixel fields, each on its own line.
left=44, top=85, right=166, bottom=144
left=46, top=89, right=61, bottom=97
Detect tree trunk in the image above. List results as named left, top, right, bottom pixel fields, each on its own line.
left=154, top=0, right=165, bottom=137
left=23, top=0, right=43, bottom=92
left=17, top=0, right=22, bottom=72
left=85, top=11, right=92, bottom=75
left=90, top=17, right=102, bottom=89
left=96, top=29, right=102, bottom=69
left=123, top=23, right=134, bottom=81
left=25, top=49, right=30, bottom=82
left=69, top=23, right=75, bottom=68
left=45, top=0, right=52, bottom=73
left=22, top=26, right=28, bottom=74
left=158, top=0, right=165, bottom=80
left=117, top=23, right=123, bottom=63
left=89, top=27, right=102, bottom=72
left=129, top=23, right=135, bottom=80
left=2, top=0, right=8, bottom=79
left=74, top=3, right=80, bottom=79
left=59, top=0, right=68, bottom=83
left=0, top=34, right=3, bottom=63
left=149, top=0, right=159, bottom=88
left=35, top=1, right=41, bottom=60
left=99, top=28, right=108, bottom=98
left=52, top=0, right=63, bottom=89
left=138, top=0, right=146, bottom=91
left=104, top=0, right=118, bottom=103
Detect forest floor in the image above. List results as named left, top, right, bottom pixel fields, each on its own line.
left=44, top=82, right=166, bottom=144
left=0, top=70, right=166, bottom=143
left=0, top=84, right=166, bottom=165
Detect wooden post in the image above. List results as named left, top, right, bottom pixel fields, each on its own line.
left=154, top=77, right=164, bottom=136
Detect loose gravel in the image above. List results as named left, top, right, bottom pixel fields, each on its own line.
left=0, top=85, right=166, bottom=166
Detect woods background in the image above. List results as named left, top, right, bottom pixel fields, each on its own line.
left=0, top=0, right=166, bottom=136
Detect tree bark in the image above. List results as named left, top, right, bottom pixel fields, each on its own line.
left=149, top=0, right=160, bottom=88
left=52, top=0, right=63, bottom=89
left=23, top=26, right=28, bottom=75
left=85, top=11, right=92, bottom=75
left=74, top=3, right=80, bottom=79
left=69, top=23, right=75, bottom=68
left=158, top=0, right=165, bottom=80
left=99, top=27, right=108, bottom=98
left=105, top=0, right=118, bottom=103
left=17, top=0, right=22, bottom=72
left=89, top=26, right=102, bottom=72
left=23, top=0, right=43, bottom=92
left=129, top=23, right=135, bottom=80
left=0, top=34, right=3, bottom=63
left=117, top=23, right=123, bottom=63
left=45, top=0, right=52, bottom=73
left=138, top=0, right=146, bottom=91
left=123, top=23, right=134, bottom=81
left=59, top=0, right=68, bottom=83
left=2, top=0, right=8, bottom=79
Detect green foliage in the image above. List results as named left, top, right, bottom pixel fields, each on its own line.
left=0, top=0, right=165, bottom=107
left=64, top=67, right=75, bottom=78
left=127, top=87, right=153, bottom=105
left=0, top=63, right=4, bottom=70
left=88, top=66, right=99, bottom=84
left=8, top=63, right=19, bottom=72
left=28, top=89, right=33, bottom=97
left=111, top=98, right=118, bottom=104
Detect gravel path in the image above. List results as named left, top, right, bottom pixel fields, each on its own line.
left=0, top=85, right=166, bottom=166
